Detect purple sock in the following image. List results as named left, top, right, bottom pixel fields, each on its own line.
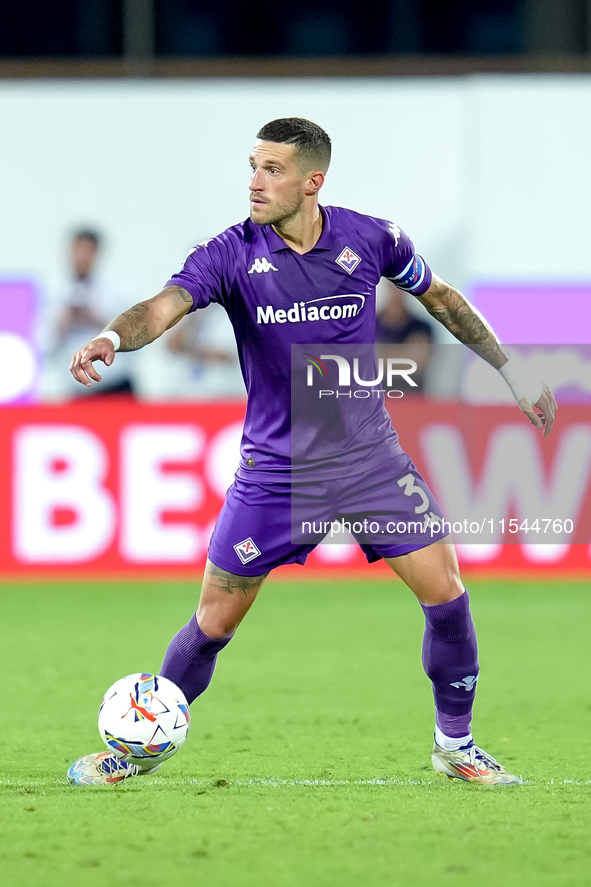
left=160, top=615, right=233, bottom=704
left=421, top=591, right=479, bottom=739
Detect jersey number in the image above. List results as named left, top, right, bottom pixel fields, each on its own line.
left=397, top=473, right=429, bottom=514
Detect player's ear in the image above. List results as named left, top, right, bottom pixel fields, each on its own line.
left=305, top=171, right=325, bottom=196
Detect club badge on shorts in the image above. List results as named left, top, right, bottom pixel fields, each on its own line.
left=233, top=537, right=262, bottom=564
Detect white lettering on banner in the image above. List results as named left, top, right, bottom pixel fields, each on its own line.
left=313, top=540, right=357, bottom=564
left=13, top=426, right=115, bottom=562
left=420, top=424, right=591, bottom=563
left=120, top=425, right=205, bottom=562
left=205, top=421, right=243, bottom=500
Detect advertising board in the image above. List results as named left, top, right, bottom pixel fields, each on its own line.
left=1, top=399, right=589, bottom=577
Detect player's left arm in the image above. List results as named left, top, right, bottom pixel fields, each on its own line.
left=415, top=272, right=557, bottom=436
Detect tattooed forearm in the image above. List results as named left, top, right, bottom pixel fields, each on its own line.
left=416, top=275, right=509, bottom=369
left=104, top=286, right=193, bottom=352
left=126, top=324, right=149, bottom=350
left=205, top=562, right=269, bottom=596
left=109, top=304, right=151, bottom=352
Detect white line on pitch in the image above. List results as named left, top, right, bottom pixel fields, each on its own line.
left=2, top=777, right=591, bottom=788
left=158, top=777, right=591, bottom=787
left=232, top=778, right=431, bottom=786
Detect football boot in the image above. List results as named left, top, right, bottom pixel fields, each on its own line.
left=67, top=751, right=161, bottom=785
left=432, top=741, right=522, bottom=785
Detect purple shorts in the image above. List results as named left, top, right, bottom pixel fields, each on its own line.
left=208, top=450, right=447, bottom=576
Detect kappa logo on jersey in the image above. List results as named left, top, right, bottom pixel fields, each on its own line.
left=248, top=258, right=278, bottom=274
left=450, top=675, right=479, bottom=692
left=389, top=222, right=401, bottom=246
left=176, top=239, right=212, bottom=273
left=176, top=247, right=196, bottom=273
left=336, top=246, right=361, bottom=274
left=233, top=537, right=262, bottom=564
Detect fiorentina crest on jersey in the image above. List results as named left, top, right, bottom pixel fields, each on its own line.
left=336, top=246, right=361, bottom=274
left=233, top=537, right=261, bottom=564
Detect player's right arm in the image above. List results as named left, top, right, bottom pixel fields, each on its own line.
left=69, top=285, right=193, bottom=387
left=380, top=218, right=557, bottom=435
left=415, top=272, right=557, bottom=436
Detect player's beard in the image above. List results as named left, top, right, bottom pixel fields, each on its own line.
left=250, top=190, right=305, bottom=226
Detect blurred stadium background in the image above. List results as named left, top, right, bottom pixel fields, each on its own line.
left=1, top=0, right=590, bottom=577
left=2, top=5, right=591, bottom=887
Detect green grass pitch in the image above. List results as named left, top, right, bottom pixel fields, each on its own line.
left=1, top=576, right=590, bottom=887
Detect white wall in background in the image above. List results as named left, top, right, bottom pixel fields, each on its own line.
left=0, top=77, right=463, bottom=300
left=464, top=75, right=591, bottom=282
left=0, top=74, right=589, bottom=320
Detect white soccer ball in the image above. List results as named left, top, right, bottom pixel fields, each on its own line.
left=98, top=673, right=190, bottom=766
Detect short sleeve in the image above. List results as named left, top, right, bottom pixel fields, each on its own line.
left=380, top=220, right=432, bottom=296
left=164, top=236, right=230, bottom=312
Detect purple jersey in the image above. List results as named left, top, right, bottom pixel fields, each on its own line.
left=165, top=206, right=432, bottom=480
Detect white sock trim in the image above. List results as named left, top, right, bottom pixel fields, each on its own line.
left=435, top=726, right=473, bottom=751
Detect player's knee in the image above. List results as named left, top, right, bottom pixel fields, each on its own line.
left=414, top=575, right=463, bottom=606
left=427, top=552, right=464, bottom=604
left=195, top=607, right=239, bottom=640
left=436, top=575, right=465, bottom=603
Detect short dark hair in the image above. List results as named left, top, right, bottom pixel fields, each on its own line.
left=256, top=118, right=331, bottom=174
left=73, top=229, right=101, bottom=248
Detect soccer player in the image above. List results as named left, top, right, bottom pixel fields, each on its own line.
left=67, top=118, right=556, bottom=786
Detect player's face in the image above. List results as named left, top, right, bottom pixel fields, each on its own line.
left=249, top=141, right=311, bottom=225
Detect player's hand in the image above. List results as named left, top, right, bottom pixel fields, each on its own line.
left=69, top=337, right=116, bottom=388
left=518, top=383, right=557, bottom=437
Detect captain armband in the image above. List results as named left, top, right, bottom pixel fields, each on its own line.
left=386, top=254, right=432, bottom=294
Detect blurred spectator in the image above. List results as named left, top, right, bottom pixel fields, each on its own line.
left=375, top=281, right=434, bottom=393
left=157, top=302, right=244, bottom=400
left=44, top=229, right=137, bottom=399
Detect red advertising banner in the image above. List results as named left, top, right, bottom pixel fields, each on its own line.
left=1, top=398, right=590, bottom=577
